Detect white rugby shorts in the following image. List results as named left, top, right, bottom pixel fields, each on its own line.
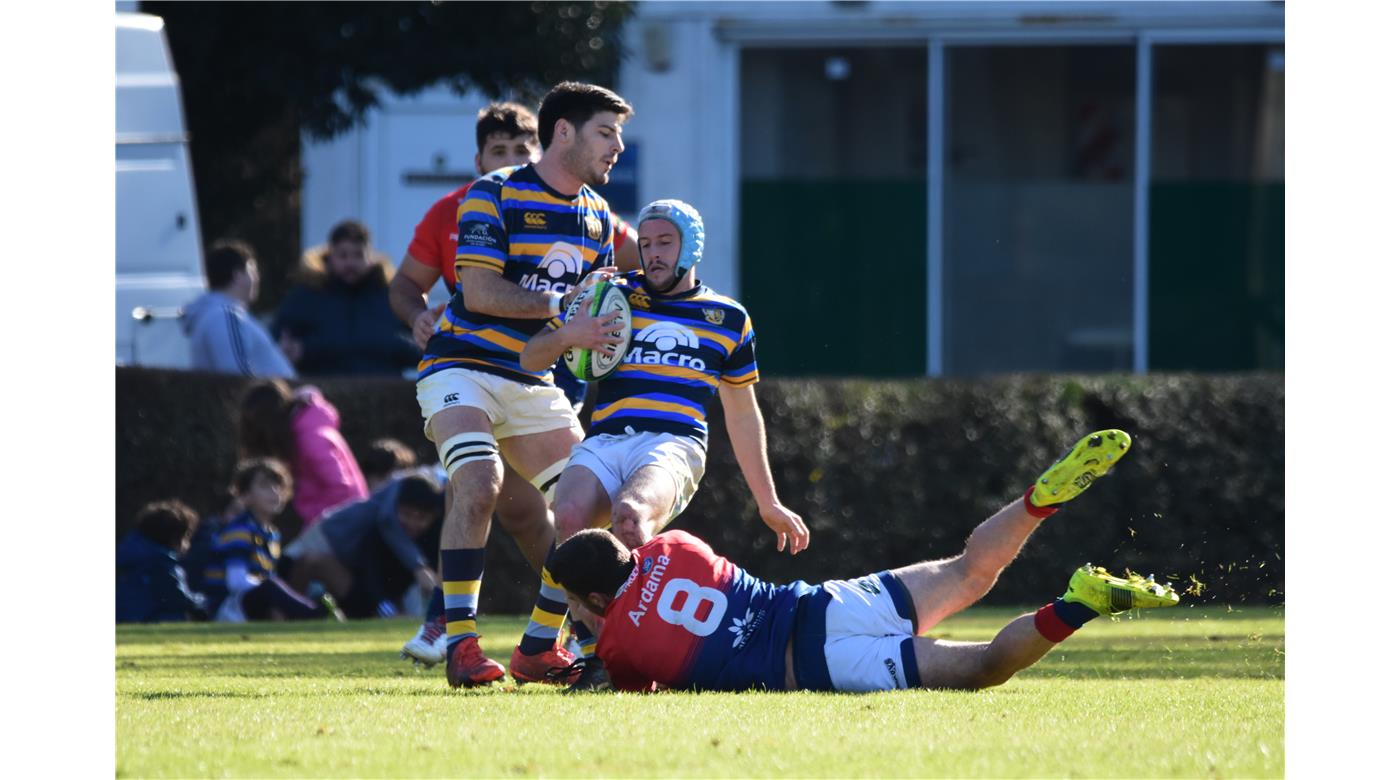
left=801, top=572, right=923, bottom=692
left=568, top=430, right=707, bottom=522
left=416, top=368, right=582, bottom=442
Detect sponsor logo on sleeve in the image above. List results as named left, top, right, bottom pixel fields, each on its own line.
left=460, top=221, right=498, bottom=249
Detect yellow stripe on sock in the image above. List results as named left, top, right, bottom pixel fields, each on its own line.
left=444, top=580, right=482, bottom=596
left=530, top=606, right=568, bottom=629
left=447, top=619, right=478, bottom=636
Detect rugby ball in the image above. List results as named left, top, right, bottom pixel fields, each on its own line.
left=562, top=281, right=632, bottom=381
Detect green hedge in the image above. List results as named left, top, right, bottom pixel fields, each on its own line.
left=116, top=368, right=1283, bottom=611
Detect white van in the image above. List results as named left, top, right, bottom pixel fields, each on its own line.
left=116, top=12, right=204, bottom=367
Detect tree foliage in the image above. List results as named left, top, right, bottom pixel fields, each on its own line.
left=141, top=1, right=634, bottom=308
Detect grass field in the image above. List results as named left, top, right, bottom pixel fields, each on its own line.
left=116, top=606, right=1283, bottom=778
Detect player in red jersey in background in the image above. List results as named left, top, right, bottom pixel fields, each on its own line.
left=548, top=430, right=1179, bottom=692
left=387, top=101, right=640, bottom=669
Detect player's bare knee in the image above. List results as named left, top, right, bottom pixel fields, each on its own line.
left=447, top=463, right=501, bottom=524
left=952, top=553, right=1000, bottom=598
left=612, top=497, right=656, bottom=529
left=552, top=500, right=594, bottom=540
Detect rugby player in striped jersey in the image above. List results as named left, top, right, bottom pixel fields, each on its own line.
left=508, top=199, right=810, bottom=690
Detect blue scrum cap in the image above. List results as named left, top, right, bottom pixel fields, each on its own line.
left=638, top=198, right=705, bottom=280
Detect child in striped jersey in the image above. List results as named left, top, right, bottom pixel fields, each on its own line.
left=507, top=199, right=811, bottom=689
left=201, top=459, right=339, bottom=622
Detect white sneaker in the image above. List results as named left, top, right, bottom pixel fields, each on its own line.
left=400, top=617, right=447, bottom=667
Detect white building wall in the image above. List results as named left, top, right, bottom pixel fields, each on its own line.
left=298, top=0, right=1283, bottom=329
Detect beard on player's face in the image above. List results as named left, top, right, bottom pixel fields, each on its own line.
left=639, top=225, right=683, bottom=291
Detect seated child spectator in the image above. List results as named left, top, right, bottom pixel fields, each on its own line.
left=202, top=459, right=342, bottom=622
left=238, top=378, right=368, bottom=529
left=182, top=490, right=243, bottom=591
left=359, top=437, right=419, bottom=492
left=284, top=473, right=443, bottom=619
left=116, top=500, right=208, bottom=623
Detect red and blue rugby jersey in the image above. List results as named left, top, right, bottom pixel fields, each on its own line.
left=417, top=164, right=614, bottom=385
left=589, top=273, right=758, bottom=442
left=596, top=530, right=814, bottom=692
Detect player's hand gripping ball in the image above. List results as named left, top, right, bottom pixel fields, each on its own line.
left=563, top=281, right=632, bottom=381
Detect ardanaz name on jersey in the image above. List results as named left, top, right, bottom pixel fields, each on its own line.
left=627, top=555, right=671, bottom=627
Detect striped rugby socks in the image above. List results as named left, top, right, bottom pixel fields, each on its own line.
left=518, top=558, right=570, bottom=656
left=441, top=547, right=485, bottom=647
left=1033, top=598, right=1100, bottom=642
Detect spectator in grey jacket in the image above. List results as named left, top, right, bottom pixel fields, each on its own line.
left=184, top=240, right=296, bottom=378
left=284, top=473, right=444, bottom=618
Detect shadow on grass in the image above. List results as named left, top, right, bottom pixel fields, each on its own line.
left=129, top=690, right=271, bottom=700
left=116, top=640, right=1281, bottom=685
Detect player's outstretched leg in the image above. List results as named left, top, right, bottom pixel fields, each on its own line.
left=910, top=563, right=1178, bottom=690
left=894, top=429, right=1132, bottom=633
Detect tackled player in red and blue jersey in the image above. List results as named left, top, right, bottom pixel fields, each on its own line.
left=550, top=429, right=1181, bottom=693
left=592, top=530, right=815, bottom=691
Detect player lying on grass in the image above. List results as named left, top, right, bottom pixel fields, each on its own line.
left=548, top=430, right=1179, bottom=692
left=506, top=198, right=809, bottom=688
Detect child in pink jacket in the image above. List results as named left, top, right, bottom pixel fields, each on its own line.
left=238, top=379, right=368, bottom=529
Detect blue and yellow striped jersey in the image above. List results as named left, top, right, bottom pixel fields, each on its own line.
left=590, top=273, right=758, bottom=442
left=418, top=164, right=615, bottom=385
left=200, top=512, right=281, bottom=607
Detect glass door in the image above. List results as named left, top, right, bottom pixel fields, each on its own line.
left=941, top=44, right=1137, bottom=375
left=1148, top=44, right=1284, bottom=371
left=739, top=46, right=928, bottom=377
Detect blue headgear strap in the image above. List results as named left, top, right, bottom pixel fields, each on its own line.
left=638, top=199, right=705, bottom=285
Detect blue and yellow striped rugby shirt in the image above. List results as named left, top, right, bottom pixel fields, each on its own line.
left=418, top=164, right=615, bottom=385
left=200, top=512, right=282, bottom=609
left=590, top=272, right=758, bottom=442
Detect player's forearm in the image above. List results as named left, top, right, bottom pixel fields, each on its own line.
left=727, top=409, right=782, bottom=506
left=460, top=268, right=558, bottom=319
left=388, top=272, right=429, bottom=327
left=521, top=329, right=570, bottom=373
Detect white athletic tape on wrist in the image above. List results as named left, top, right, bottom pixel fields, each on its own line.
left=530, top=457, right=570, bottom=504
left=547, top=292, right=563, bottom=318
left=438, top=432, right=499, bottom=478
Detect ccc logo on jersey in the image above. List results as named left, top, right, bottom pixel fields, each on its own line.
left=523, top=211, right=547, bottom=229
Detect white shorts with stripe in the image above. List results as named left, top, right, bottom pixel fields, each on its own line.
left=415, top=368, right=581, bottom=443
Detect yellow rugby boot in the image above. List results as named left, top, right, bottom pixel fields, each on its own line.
left=1063, top=564, right=1180, bottom=615
left=1030, top=429, right=1131, bottom=508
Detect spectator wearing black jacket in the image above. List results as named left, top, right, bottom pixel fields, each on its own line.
left=116, top=501, right=208, bottom=623
left=274, top=220, right=419, bottom=377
